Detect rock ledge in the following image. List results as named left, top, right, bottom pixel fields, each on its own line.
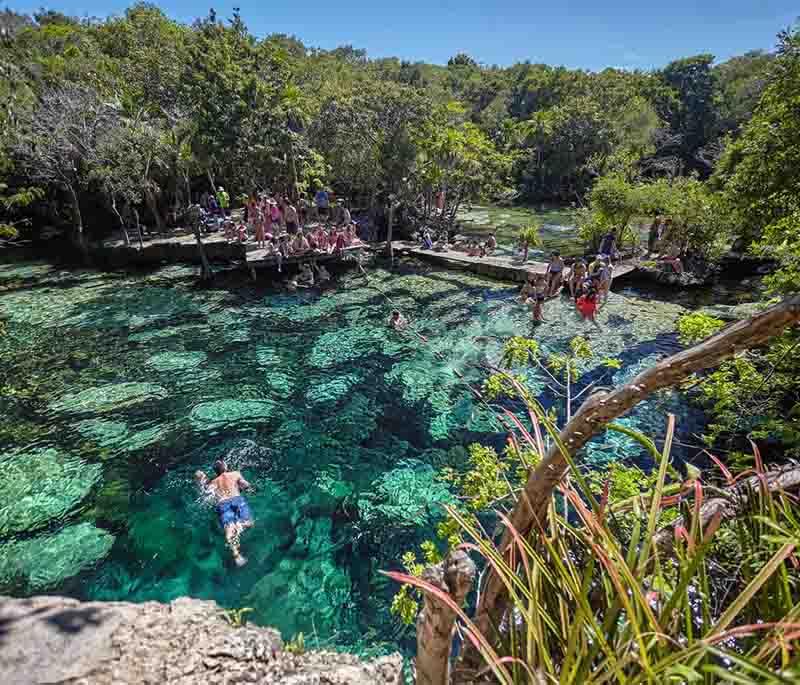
left=0, top=595, right=402, bottom=684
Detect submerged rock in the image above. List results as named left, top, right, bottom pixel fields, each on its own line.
left=50, top=382, right=168, bottom=415
left=76, top=419, right=130, bottom=447
left=0, top=447, right=102, bottom=536
left=189, top=399, right=277, bottom=431
left=0, top=522, right=114, bottom=592
left=146, top=350, right=208, bottom=373
left=305, top=373, right=360, bottom=407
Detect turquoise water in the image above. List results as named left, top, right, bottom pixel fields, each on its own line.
left=0, top=258, right=702, bottom=653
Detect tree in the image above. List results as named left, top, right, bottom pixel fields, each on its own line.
left=13, top=85, right=118, bottom=257
left=658, top=54, right=719, bottom=174
left=715, top=26, right=800, bottom=294
left=516, top=224, right=541, bottom=263
left=413, top=103, right=513, bottom=227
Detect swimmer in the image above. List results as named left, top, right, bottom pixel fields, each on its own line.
left=576, top=286, right=601, bottom=329
left=388, top=309, right=408, bottom=330
left=297, top=263, right=315, bottom=287
left=208, top=460, right=254, bottom=567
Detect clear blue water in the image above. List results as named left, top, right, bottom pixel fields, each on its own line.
left=0, top=257, right=703, bottom=654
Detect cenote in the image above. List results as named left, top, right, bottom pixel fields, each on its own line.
left=0, top=256, right=707, bottom=655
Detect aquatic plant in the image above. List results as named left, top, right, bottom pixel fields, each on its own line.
left=357, top=460, right=454, bottom=531
left=677, top=311, right=725, bottom=344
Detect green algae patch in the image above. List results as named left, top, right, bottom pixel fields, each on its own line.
left=50, top=382, right=168, bottom=415
left=146, top=351, right=208, bottom=373
left=0, top=447, right=102, bottom=537
left=190, top=399, right=277, bottom=431
left=0, top=522, right=114, bottom=592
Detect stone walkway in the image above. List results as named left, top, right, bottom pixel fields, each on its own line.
left=393, top=241, right=639, bottom=283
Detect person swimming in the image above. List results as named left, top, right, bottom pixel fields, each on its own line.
left=199, top=460, right=255, bottom=567
left=388, top=310, right=408, bottom=330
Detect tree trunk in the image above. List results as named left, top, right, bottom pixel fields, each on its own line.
left=654, top=466, right=800, bottom=554
left=386, top=202, right=395, bottom=265
left=460, top=294, right=800, bottom=671
left=206, top=168, right=216, bottom=193
left=192, top=221, right=213, bottom=281
left=416, top=550, right=476, bottom=685
left=145, top=187, right=165, bottom=234
left=110, top=196, right=130, bottom=247
left=132, top=207, right=144, bottom=250
left=66, top=184, right=88, bottom=262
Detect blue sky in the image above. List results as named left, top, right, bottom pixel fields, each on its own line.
left=7, top=1, right=799, bottom=70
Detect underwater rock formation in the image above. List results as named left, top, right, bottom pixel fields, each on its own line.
left=0, top=447, right=101, bottom=536
left=0, top=522, right=114, bottom=592
left=50, top=382, right=169, bottom=414
left=189, top=399, right=277, bottom=431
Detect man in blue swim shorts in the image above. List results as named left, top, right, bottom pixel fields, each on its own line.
left=207, top=460, right=254, bottom=567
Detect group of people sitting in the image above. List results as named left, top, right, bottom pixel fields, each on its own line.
left=213, top=190, right=363, bottom=287
left=519, top=252, right=614, bottom=325
left=419, top=229, right=498, bottom=257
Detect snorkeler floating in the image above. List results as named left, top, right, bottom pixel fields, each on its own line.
left=195, top=460, right=254, bottom=567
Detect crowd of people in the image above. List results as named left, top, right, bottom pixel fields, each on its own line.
left=519, top=251, right=614, bottom=326
left=197, top=187, right=367, bottom=288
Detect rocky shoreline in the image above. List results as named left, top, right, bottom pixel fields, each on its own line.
left=0, top=595, right=402, bottom=684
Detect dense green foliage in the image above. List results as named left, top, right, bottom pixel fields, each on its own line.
left=390, top=371, right=800, bottom=681
left=0, top=4, right=787, bottom=245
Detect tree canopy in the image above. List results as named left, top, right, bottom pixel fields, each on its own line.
left=0, top=3, right=790, bottom=246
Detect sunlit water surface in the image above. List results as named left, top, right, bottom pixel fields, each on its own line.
left=0, top=258, right=704, bottom=654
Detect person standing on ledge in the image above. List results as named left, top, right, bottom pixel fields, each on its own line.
left=204, top=460, right=254, bottom=567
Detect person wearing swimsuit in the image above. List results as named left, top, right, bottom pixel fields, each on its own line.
left=545, top=252, right=564, bottom=296
left=206, top=460, right=254, bottom=567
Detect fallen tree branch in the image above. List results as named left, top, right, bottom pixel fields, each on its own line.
left=654, top=464, right=800, bottom=553
left=461, top=294, right=800, bottom=670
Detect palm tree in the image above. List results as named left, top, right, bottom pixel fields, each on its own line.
left=518, top=223, right=542, bottom=263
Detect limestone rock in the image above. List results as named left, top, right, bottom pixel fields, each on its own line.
left=0, top=595, right=402, bottom=685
